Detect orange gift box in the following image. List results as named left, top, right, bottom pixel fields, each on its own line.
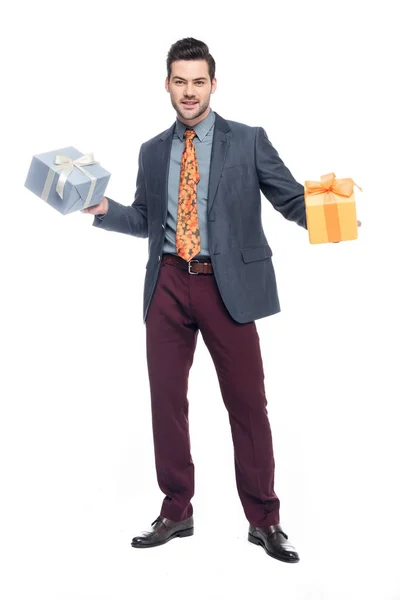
left=304, top=172, right=362, bottom=244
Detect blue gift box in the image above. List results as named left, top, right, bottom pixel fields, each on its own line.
left=24, top=146, right=111, bottom=215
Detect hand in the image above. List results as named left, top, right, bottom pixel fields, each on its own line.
left=80, top=196, right=109, bottom=215
left=333, top=220, right=361, bottom=242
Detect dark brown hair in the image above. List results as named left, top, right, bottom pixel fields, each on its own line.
left=166, top=37, right=216, bottom=82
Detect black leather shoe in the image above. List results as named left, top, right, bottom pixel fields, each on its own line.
left=248, top=523, right=299, bottom=563
left=131, top=515, right=194, bottom=548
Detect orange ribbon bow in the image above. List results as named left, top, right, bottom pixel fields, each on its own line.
left=305, top=172, right=362, bottom=200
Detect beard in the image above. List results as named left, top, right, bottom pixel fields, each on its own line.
left=172, top=97, right=210, bottom=121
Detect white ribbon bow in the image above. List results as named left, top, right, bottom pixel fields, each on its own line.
left=41, top=152, right=99, bottom=209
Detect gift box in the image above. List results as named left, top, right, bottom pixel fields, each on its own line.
left=24, top=147, right=111, bottom=215
left=304, top=172, right=362, bottom=244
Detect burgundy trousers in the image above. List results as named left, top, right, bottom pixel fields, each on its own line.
left=145, top=254, right=280, bottom=527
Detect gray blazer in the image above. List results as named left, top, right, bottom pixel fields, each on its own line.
left=93, top=111, right=307, bottom=324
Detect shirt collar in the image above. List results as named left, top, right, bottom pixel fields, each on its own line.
left=175, top=107, right=215, bottom=142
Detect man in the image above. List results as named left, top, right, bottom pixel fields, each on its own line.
left=82, top=37, right=360, bottom=563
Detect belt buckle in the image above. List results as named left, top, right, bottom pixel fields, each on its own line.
left=188, top=259, right=199, bottom=275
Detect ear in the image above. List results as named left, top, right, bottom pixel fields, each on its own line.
left=165, top=77, right=169, bottom=92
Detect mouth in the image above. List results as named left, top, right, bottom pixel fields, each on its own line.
left=182, top=101, right=198, bottom=109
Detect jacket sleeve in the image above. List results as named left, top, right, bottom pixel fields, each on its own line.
left=255, top=127, right=307, bottom=230
left=92, top=144, right=148, bottom=238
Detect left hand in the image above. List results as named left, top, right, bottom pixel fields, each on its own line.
left=333, top=220, right=361, bottom=242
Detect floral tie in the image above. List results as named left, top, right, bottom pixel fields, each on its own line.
left=176, top=128, right=201, bottom=261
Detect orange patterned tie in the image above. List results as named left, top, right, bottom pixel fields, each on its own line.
left=176, top=128, right=201, bottom=261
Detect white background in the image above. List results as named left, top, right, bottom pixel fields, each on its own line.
left=1, top=0, right=400, bottom=598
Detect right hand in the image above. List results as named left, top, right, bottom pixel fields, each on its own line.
left=81, top=196, right=109, bottom=215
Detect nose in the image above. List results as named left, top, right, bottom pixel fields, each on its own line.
left=184, top=83, right=196, bottom=97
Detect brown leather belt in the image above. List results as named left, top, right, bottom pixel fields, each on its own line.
left=162, top=253, right=214, bottom=275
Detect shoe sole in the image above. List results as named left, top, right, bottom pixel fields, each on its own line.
left=131, top=527, right=194, bottom=548
left=248, top=532, right=300, bottom=563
